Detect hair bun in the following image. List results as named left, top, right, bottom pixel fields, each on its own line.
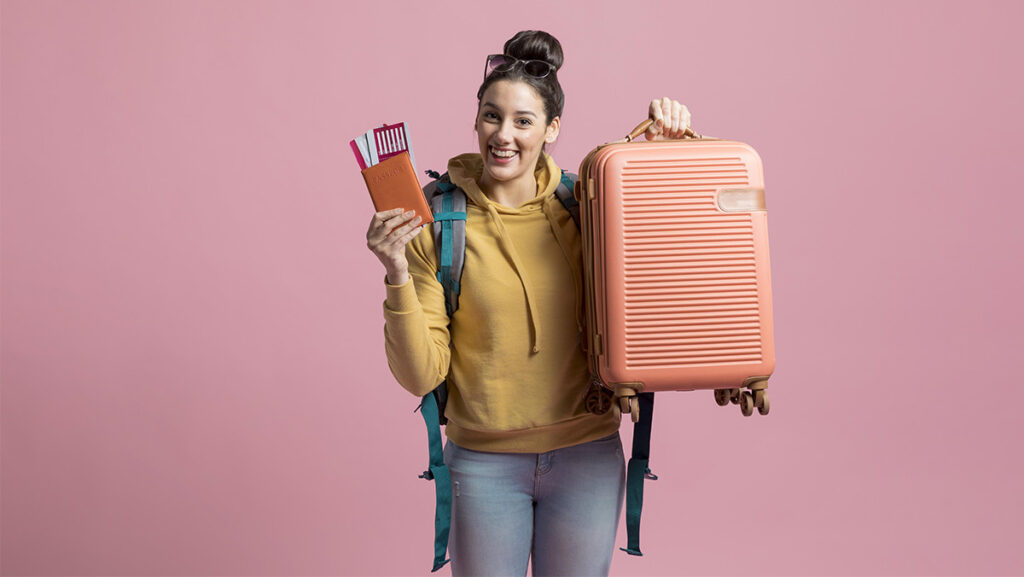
left=504, top=30, right=563, bottom=72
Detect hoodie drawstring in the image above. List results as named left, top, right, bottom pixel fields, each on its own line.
left=485, top=204, right=544, bottom=353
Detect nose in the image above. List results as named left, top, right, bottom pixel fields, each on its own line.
left=493, top=119, right=515, bottom=144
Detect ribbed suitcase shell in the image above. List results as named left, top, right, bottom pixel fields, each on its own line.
left=577, top=138, right=775, bottom=400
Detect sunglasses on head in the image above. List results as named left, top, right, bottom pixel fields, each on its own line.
left=484, top=54, right=555, bottom=80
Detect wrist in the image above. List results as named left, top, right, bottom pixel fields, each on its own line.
left=386, top=268, right=409, bottom=285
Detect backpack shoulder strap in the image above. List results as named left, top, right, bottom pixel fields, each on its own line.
left=424, top=171, right=468, bottom=317
left=554, top=170, right=580, bottom=230
left=414, top=169, right=468, bottom=572
left=621, top=392, right=657, bottom=557
left=415, top=392, right=451, bottom=572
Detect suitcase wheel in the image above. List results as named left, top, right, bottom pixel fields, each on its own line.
left=714, top=389, right=731, bottom=406
left=615, top=395, right=640, bottom=422
left=729, top=388, right=742, bottom=405
left=755, top=389, right=770, bottom=416
left=720, top=382, right=769, bottom=416
left=740, top=391, right=755, bottom=417
left=619, top=396, right=631, bottom=415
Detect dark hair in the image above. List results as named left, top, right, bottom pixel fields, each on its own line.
left=476, top=30, right=564, bottom=125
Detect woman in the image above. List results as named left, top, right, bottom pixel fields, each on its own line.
left=366, top=30, right=692, bottom=576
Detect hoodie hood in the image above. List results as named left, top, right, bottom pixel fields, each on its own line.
left=445, top=151, right=576, bottom=354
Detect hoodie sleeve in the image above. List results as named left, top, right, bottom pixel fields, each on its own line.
left=382, top=225, right=451, bottom=397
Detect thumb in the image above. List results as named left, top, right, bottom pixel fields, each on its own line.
left=646, top=118, right=664, bottom=140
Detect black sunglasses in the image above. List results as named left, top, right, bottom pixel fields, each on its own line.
left=484, top=54, right=555, bottom=80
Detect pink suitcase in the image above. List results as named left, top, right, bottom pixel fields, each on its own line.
left=576, top=119, right=776, bottom=420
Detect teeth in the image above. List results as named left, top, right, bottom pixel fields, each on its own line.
left=491, top=147, right=518, bottom=158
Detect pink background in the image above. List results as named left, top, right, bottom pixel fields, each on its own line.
left=3, top=0, right=1022, bottom=575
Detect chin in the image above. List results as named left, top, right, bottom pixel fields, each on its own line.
left=481, top=156, right=514, bottom=176
left=483, top=166, right=513, bottom=183
left=484, top=153, right=537, bottom=178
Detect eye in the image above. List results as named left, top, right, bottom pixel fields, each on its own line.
left=483, top=111, right=499, bottom=121
left=516, top=118, right=533, bottom=126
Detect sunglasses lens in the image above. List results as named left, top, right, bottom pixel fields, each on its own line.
left=488, top=55, right=512, bottom=74
left=523, top=61, right=551, bottom=78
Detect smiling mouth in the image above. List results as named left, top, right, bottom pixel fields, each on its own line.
left=489, top=146, right=519, bottom=160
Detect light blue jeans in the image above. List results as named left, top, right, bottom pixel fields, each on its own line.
left=442, top=432, right=626, bottom=576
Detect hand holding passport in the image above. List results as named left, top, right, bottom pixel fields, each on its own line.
left=352, top=122, right=433, bottom=225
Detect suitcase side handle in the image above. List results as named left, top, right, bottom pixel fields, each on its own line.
left=623, top=118, right=701, bottom=142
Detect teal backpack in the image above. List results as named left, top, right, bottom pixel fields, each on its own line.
left=413, top=167, right=655, bottom=571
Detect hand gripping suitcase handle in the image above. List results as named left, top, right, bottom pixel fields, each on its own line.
left=623, top=118, right=701, bottom=142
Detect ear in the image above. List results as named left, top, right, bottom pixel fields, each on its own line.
left=545, top=116, right=560, bottom=144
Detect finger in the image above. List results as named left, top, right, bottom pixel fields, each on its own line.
left=646, top=101, right=662, bottom=140
left=374, top=207, right=405, bottom=227
left=398, top=224, right=424, bottom=246
left=649, top=99, right=664, bottom=126
left=670, top=101, right=682, bottom=137
left=661, top=97, right=672, bottom=134
left=370, top=208, right=403, bottom=234
left=389, top=215, right=423, bottom=240
left=645, top=124, right=661, bottom=140
left=681, top=105, right=691, bottom=135
left=390, top=222, right=422, bottom=249
left=383, top=210, right=419, bottom=234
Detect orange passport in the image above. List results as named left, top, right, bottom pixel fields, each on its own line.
left=361, top=151, right=433, bottom=224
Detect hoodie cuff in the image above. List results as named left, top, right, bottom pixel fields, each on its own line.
left=384, top=275, right=420, bottom=313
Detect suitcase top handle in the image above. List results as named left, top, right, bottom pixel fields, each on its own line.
left=623, top=118, right=703, bottom=142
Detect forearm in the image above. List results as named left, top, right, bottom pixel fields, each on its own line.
left=382, top=277, right=451, bottom=397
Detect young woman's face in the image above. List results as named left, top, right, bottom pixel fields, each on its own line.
left=475, top=79, right=559, bottom=186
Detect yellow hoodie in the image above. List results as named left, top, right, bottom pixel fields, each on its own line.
left=382, top=151, right=619, bottom=452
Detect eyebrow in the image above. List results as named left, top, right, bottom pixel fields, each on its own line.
left=482, top=102, right=538, bottom=118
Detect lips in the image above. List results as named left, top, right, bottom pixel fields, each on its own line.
left=489, top=146, right=519, bottom=161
